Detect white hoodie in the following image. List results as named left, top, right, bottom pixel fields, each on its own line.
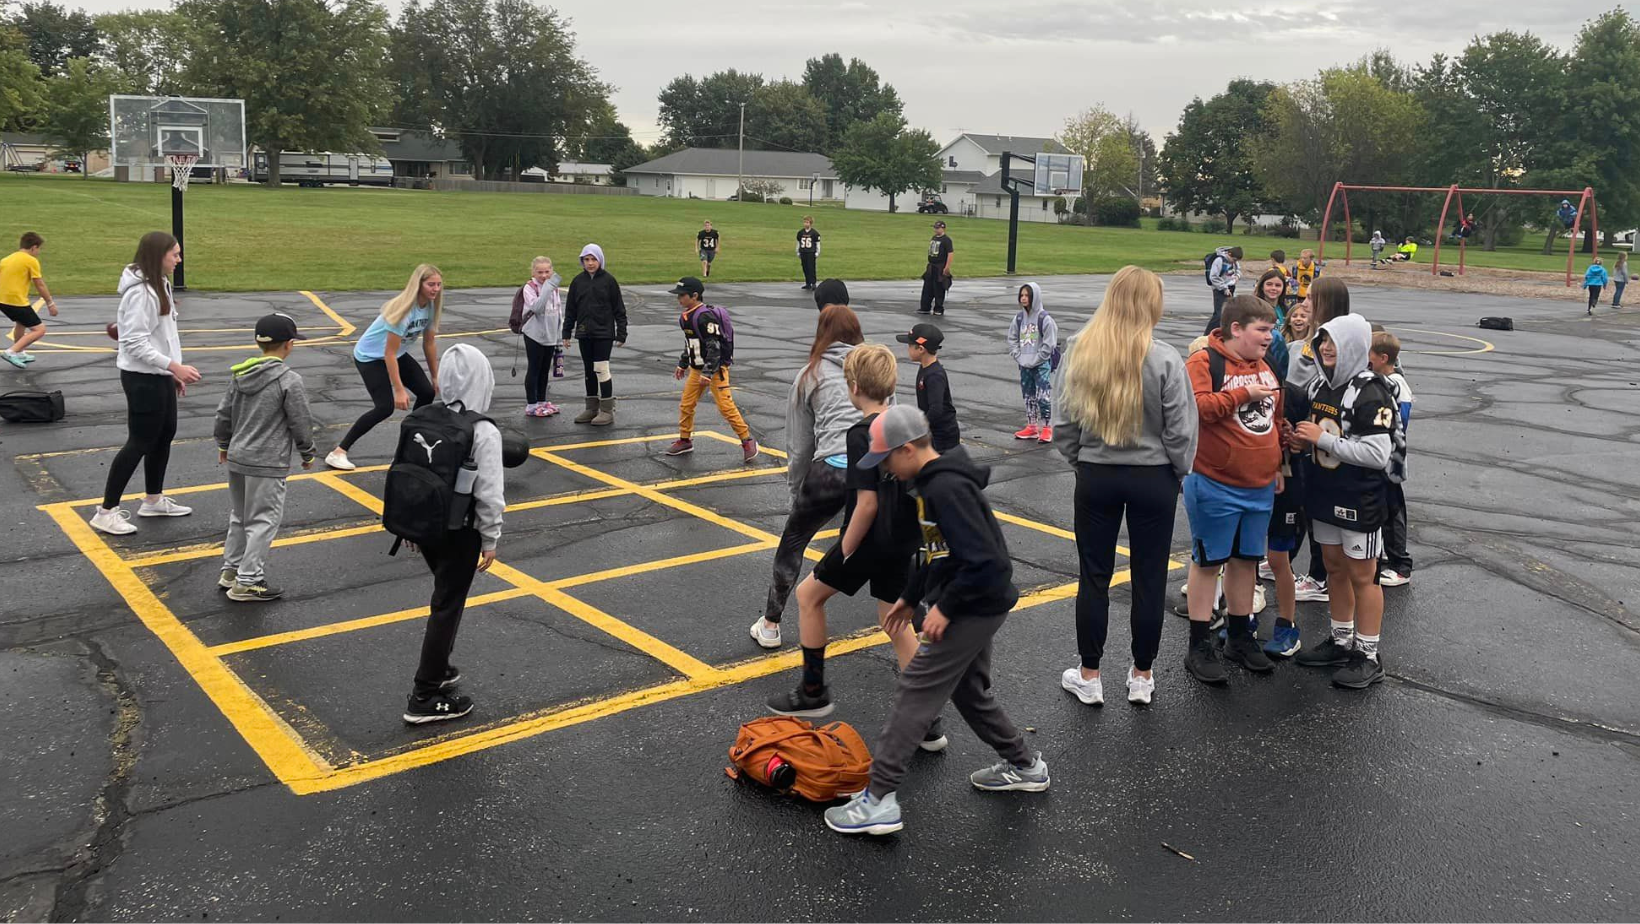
left=438, top=343, right=506, bottom=551
left=115, top=266, right=183, bottom=376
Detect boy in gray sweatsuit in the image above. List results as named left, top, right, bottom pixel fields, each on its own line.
left=213, top=313, right=316, bottom=602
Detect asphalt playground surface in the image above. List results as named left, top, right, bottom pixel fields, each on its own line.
left=1, top=269, right=1637, bottom=922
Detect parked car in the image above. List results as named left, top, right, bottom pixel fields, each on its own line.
left=916, top=193, right=948, bottom=214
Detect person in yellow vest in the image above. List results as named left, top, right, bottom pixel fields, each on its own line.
left=1391, top=237, right=1419, bottom=262
left=0, top=232, right=58, bottom=368
left=1291, top=248, right=1322, bottom=299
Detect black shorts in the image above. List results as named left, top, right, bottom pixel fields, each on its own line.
left=1, top=303, right=42, bottom=327
left=812, top=542, right=911, bottom=604
left=699, top=249, right=716, bottom=263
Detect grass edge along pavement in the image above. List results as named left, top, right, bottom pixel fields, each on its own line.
left=1, top=173, right=1622, bottom=295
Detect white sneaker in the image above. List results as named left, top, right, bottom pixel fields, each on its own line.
left=1257, top=558, right=1274, bottom=581
left=324, top=448, right=356, bottom=471
left=1060, top=667, right=1103, bottom=706
left=137, top=496, right=192, bottom=517
left=1126, top=669, right=1155, bottom=704
left=1379, top=569, right=1410, bottom=587
left=1251, top=583, right=1267, bottom=614
left=749, top=616, right=781, bottom=649
left=1293, top=576, right=1329, bottom=602
left=89, top=507, right=137, bottom=535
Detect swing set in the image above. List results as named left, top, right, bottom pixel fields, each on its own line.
left=1317, top=182, right=1599, bottom=287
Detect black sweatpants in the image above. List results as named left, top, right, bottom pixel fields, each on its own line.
left=102, top=370, right=178, bottom=509
left=579, top=337, right=614, bottom=399
left=339, top=354, right=435, bottom=451
left=1382, top=482, right=1413, bottom=574
left=523, top=337, right=558, bottom=404
left=1205, top=286, right=1234, bottom=335
left=762, top=464, right=848, bottom=623
left=1588, top=285, right=1603, bottom=311
left=1072, top=463, right=1180, bottom=672
left=919, top=272, right=948, bottom=313
left=800, top=253, right=818, bottom=287
left=414, top=527, right=482, bottom=696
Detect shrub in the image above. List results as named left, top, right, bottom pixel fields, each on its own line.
left=739, top=191, right=764, bottom=203
left=1053, top=196, right=1069, bottom=216
left=1201, top=218, right=1228, bottom=234
left=1156, top=217, right=1192, bottom=233
left=778, top=196, right=792, bottom=205
left=1091, top=195, right=1142, bottom=228
left=1493, top=223, right=1525, bottom=247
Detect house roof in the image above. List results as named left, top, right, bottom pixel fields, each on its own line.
left=624, top=147, right=835, bottom=179
left=940, top=169, right=988, bottom=185
left=558, top=161, right=613, bottom=175
left=374, top=129, right=464, bottom=163
left=1, top=133, right=51, bottom=146
left=955, top=133, right=1069, bottom=156
left=972, top=168, right=1052, bottom=196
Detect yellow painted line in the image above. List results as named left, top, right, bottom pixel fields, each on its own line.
left=537, top=433, right=686, bottom=452
left=1386, top=325, right=1495, bottom=356
left=312, top=472, right=385, bottom=515
left=552, top=539, right=773, bottom=589
left=127, top=521, right=385, bottom=568
left=46, top=463, right=393, bottom=510
left=992, top=510, right=1149, bottom=560
left=657, top=466, right=786, bottom=490
left=38, top=326, right=341, bottom=337
left=503, top=486, right=630, bottom=513
left=696, top=430, right=789, bottom=460
left=535, top=449, right=778, bottom=544
left=208, top=588, right=531, bottom=656
left=300, top=290, right=356, bottom=336
left=41, top=502, right=334, bottom=788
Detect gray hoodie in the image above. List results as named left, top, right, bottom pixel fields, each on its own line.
left=437, top=343, right=506, bottom=551
left=1008, top=282, right=1058, bottom=369
left=213, top=356, right=317, bottom=478
left=1051, top=338, right=1198, bottom=479
left=1310, top=314, right=1392, bottom=470
left=786, top=342, right=862, bottom=493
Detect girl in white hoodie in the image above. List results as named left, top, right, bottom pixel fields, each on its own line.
left=520, top=256, right=563, bottom=416
left=90, top=231, right=202, bottom=536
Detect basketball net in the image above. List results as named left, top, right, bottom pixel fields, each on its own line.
left=166, top=153, right=199, bottom=192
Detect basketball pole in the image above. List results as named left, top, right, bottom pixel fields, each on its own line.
left=1001, top=151, right=1033, bottom=276
left=171, top=181, right=186, bottom=290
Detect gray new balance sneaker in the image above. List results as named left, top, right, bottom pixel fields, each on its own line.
left=970, top=753, right=1050, bottom=792
left=824, top=790, right=902, bottom=835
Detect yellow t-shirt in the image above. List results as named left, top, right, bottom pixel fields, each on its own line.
left=0, top=251, right=42, bottom=306
left=1292, top=260, right=1319, bottom=297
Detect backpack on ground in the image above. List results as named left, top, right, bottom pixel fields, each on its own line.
left=690, top=304, right=736, bottom=367
left=1478, top=316, right=1513, bottom=331
left=0, top=389, right=64, bottom=423
left=725, top=716, right=872, bottom=803
left=381, top=402, right=491, bottom=552
left=508, top=286, right=527, bottom=335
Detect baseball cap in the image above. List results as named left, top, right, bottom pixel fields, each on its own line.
left=668, top=276, right=705, bottom=296
left=895, top=322, right=943, bottom=351
left=857, top=404, right=931, bottom=469
left=254, top=312, right=306, bottom=343
left=932, top=220, right=947, bottom=229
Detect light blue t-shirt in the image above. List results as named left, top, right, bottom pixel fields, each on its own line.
left=353, top=303, right=434, bottom=362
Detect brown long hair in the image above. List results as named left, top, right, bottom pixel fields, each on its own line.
left=800, top=304, right=863, bottom=390
left=131, top=231, right=176, bottom=315
left=1308, top=276, right=1350, bottom=329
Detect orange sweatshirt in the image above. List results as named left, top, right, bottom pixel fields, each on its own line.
left=1186, top=333, right=1284, bottom=488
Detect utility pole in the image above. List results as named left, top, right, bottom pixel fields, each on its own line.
left=737, top=102, right=745, bottom=199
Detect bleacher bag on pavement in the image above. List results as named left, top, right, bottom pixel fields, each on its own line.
left=0, top=390, right=65, bottom=423
left=381, top=402, right=490, bottom=552
left=725, top=716, right=872, bottom=803
left=1478, top=316, right=1513, bottom=331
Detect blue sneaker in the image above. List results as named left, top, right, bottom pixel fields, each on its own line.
left=1264, top=623, right=1302, bottom=658
left=824, top=790, right=902, bottom=835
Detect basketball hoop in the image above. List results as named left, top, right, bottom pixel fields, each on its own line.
left=166, top=153, right=198, bottom=191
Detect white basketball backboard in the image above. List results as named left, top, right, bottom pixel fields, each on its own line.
left=109, top=95, right=247, bottom=173
left=1033, top=153, right=1084, bottom=197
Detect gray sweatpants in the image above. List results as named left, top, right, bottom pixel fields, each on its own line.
left=223, top=472, right=288, bottom=583
left=869, top=611, right=1032, bottom=797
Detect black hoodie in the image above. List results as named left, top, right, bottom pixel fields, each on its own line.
left=902, top=446, right=1019, bottom=617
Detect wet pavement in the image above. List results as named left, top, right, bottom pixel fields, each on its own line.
left=1, top=273, right=1636, bottom=921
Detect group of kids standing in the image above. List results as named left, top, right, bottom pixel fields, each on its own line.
left=30, top=224, right=1415, bottom=832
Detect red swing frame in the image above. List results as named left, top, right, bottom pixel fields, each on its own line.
left=1317, top=182, right=1599, bottom=286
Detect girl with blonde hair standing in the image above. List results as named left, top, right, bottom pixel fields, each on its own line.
left=1052, top=266, right=1198, bottom=706
left=325, top=264, right=444, bottom=470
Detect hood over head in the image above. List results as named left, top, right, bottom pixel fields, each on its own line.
left=229, top=355, right=288, bottom=393
left=580, top=243, right=606, bottom=270
left=813, top=278, right=849, bottom=309
left=917, top=444, right=991, bottom=489
left=438, top=342, right=495, bottom=414
left=1020, top=282, right=1044, bottom=315
left=1315, top=314, right=1374, bottom=388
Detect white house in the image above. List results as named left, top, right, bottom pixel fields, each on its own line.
left=624, top=148, right=840, bottom=201
left=555, top=161, right=614, bottom=185
left=845, top=132, right=1070, bottom=220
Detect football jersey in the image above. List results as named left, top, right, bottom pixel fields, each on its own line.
left=1303, top=371, right=1399, bottom=531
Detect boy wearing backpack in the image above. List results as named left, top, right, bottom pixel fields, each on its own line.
left=824, top=405, right=1048, bottom=837
left=663, top=277, right=758, bottom=463
left=213, top=313, right=316, bottom=602
left=386, top=343, right=507, bottom=724
left=1007, top=282, right=1058, bottom=444
left=1204, top=246, right=1242, bottom=335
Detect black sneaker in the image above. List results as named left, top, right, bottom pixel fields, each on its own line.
left=440, top=665, right=462, bottom=690
left=226, top=580, right=283, bottom=602
left=403, top=690, right=474, bottom=724
left=919, top=716, right=949, bottom=753
left=1223, top=633, right=1275, bottom=673
left=767, top=684, right=834, bottom=718
left=1184, top=637, right=1228, bottom=685
left=1295, top=637, right=1353, bottom=668
left=915, top=308, right=932, bottom=315
left=1332, top=650, right=1385, bottom=689
left=1171, top=601, right=1226, bottom=630
left=933, top=309, right=945, bottom=317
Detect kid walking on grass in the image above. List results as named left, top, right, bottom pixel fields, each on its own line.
left=213, top=313, right=316, bottom=602
left=518, top=256, right=563, bottom=417
left=1008, top=282, right=1057, bottom=443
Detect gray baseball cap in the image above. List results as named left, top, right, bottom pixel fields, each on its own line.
left=857, top=404, right=931, bottom=469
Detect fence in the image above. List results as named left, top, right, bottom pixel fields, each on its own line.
left=395, top=178, right=638, bottom=196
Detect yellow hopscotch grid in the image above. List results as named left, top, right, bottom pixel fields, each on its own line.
left=38, top=429, right=1147, bottom=795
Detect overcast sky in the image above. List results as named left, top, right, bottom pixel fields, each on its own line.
left=74, top=0, right=1617, bottom=144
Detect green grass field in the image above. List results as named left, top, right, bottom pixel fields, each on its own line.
left=0, top=173, right=1619, bottom=295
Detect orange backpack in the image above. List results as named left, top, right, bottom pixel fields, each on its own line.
left=725, top=716, right=873, bottom=802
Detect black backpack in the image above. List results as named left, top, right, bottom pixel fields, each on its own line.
left=0, top=390, right=65, bottom=423
left=382, top=402, right=490, bottom=552
left=1203, top=251, right=1219, bottom=284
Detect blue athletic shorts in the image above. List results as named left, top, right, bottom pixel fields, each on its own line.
left=1183, top=473, right=1276, bottom=566
left=1266, top=532, right=1300, bottom=554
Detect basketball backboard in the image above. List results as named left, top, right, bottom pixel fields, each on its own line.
left=1033, top=153, right=1084, bottom=197
left=109, top=95, right=246, bottom=175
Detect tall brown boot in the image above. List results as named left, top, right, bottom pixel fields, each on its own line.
left=589, top=397, right=615, bottom=427
left=573, top=396, right=599, bottom=424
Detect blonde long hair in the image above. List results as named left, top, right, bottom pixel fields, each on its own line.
left=380, top=264, right=444, bottom=329
left=1058, top=265, right=1164, bottom=447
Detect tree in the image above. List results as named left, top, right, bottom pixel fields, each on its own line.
left=1561, top=9, right=1640, bottom=246
left=800, top=53, right=902, bottom=151
left=41, top=55, right=116, bottom=177
left=745, top=80, right=827, bottom=153
left=830, top=112, right=939, bottom=213
left=1159, top=79, right=1277, bottom=231
left=13, top=1, right=95, bottom=77
left=572, top=103, right=646, bottom=186
left=180, top=0, right=389, bottom=186
left=656, top=69, right=764, bottom=149
left=387, top=0, right=609, bottom=180
left=0, top=22, right=44, bottom=131
left=1058, top=105, right=1134, bottom=199
left=94, top=9, right=194, bottom=95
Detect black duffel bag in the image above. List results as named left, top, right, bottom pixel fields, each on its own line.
left=1478, top=316, right=1514, bottom=331
left=0, top=390, right=66, bottom=423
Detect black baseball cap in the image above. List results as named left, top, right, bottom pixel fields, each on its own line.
left=932, top=220, right=947, bottom=229
left=895, top=322, right=943, bottom=351
left=254, top=312, right=306, bottom=343
left=668, top=276, right=705, bottom=296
